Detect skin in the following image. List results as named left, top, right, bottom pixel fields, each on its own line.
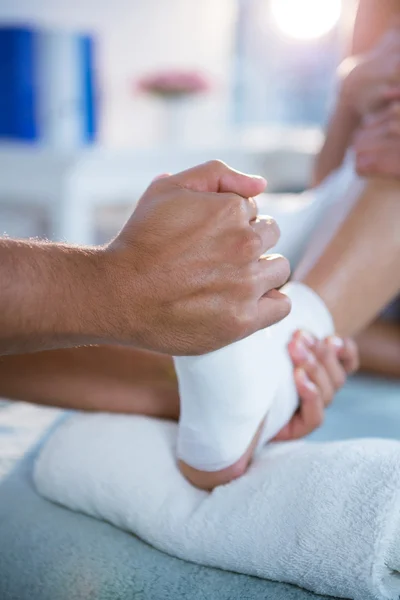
left=296, top=177, right=400, bottom=337
left=0, top=155, right=335, bottom=472
left=355, top=102, right=400, bottom=178
left=183, top=172, right=400, bottom=490
left=0, top=331, right=357, bottom=446
left=356, top=320, right=400, bottom=379
left=182, top=2, right=400, bottom=490
left=313, top=0, right=400, bottom=187
left=312, top=0, right=400, bottom=379
left=0, top=346, right=181, bottom=419
left=0, top=160, right=291, bottom=357
left=179, top=333, right=359, bottom=490
left=4, top=1, right=398, bottom=492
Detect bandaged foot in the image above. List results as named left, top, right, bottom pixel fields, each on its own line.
left=174, top=282, right=334, bottom=474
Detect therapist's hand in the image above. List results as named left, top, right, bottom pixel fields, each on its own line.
left=340, top=21, right=400, bottom=118
left=273, top=331, right=359, bottom=441
left=354, top=103, right=400, bottom=177
left=105, top=160, right=291, bottom=355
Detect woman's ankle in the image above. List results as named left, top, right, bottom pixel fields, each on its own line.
left=178, top=454, right=251, bottom=491
left=177, top=419, right=266, bottom=490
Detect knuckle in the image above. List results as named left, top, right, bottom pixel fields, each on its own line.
left=146, top=178, right=163, bottom=195
left=272, top=293, right=292, bottom=322
left=268, top=254, right=291, bottom=285
left=248, top=231, right=263, bottom=258
left=260, top=292, right=291, bottom=328
left=229, top=303, right=256, bottom=337
left=226, top=194, right=247, bottom=221
left=239, top=229, right=262, bottom=261
left=259, top=216, right=281, bottom=249
left=244, top=266, right=261, bottom=297
left=206, top=159, right=227, bottom=173
left=280, top=294, right=292, bottom=319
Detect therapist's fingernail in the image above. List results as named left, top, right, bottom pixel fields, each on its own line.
left=153, top=172, right=172, bottom=181
left=250, top=175, right=267, bottom=185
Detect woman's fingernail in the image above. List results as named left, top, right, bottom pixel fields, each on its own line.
left=294, top=340, right=310, bottom=361
left=298, top=368, right=318, bottom=392
left=298, top=330, right=315, bottom=348
left=327, top=336, right=344, bottom=350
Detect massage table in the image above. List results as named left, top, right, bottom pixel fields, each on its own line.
left=0, top=375, right=399, bottom=600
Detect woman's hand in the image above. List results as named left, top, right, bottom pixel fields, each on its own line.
left=340, top=22, right=400, bottom=118
left=354, top=103, right=400, bottom=177
left=273, top=331, right=359, bottom=441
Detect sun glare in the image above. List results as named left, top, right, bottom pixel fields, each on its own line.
left=270, top=0, right=342, bottom=41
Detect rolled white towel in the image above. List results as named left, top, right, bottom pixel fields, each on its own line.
left=34, top=414, right=400, bottom=600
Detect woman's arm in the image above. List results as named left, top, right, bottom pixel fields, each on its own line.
left=312, top=0, right=399, bottom=186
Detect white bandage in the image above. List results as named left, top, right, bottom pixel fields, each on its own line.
left=174, top=282, right=334, bottom=472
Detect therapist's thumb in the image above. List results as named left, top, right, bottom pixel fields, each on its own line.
left=166, top=160, right=267, bottom=198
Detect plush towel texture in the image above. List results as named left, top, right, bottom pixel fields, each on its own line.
left=35, top=411, right=400, bottom=600
left=1, top=376, right=399, bottom=600
left=32, top=157, right=395, bottom=600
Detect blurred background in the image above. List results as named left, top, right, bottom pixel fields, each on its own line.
left=0, top=0, right=358, bottom=244
left=0, top=0, right=399, bottom=481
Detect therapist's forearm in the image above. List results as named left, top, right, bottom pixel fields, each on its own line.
left=0, top=239, right=116, bottom=355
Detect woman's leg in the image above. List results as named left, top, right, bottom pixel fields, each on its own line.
left=180, top=176, right=400, bottom=490
left=295, top=177, right=400, bottom=336
left=356, top=318, right=400, bottom=378
left=0, top=346, right=180, bottom=419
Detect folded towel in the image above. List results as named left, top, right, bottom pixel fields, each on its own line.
left=34, top=414, right=400, bottom=600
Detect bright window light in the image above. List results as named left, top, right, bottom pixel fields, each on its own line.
left=270, top=0, right=342, bottom=41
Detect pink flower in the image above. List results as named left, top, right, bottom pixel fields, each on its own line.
left=136, top=70, right=211, bottom=97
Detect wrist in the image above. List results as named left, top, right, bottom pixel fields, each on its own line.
left=97, top=244, right=143, bottom=347
left=67, top=246, right=118, bottom=345
left=41, top=244, right=115, bottom=347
